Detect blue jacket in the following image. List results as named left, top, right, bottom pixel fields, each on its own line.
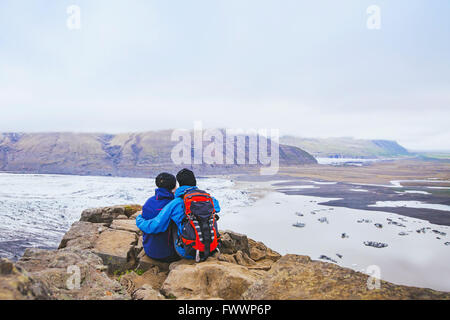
left=140, top=188, right=176, bottom=259
left=136, top=185, right=221, bottom=259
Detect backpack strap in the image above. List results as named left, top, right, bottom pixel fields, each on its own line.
left=169, top=222, right=183, bottom=258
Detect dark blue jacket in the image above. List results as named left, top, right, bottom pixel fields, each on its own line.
left=136, top=186, right=220, bottom=259
left=141, top=188, right=176, bottom=259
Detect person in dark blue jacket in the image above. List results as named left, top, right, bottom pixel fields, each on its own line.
left=136, top=169, right=220, bottom=260
left=140, top=172, right=179, bottom=262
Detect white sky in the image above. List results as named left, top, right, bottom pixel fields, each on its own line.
left=0, top=1, right=449, bottom=151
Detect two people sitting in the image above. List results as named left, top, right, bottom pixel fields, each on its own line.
left=136, top=169, right=221, bottom=262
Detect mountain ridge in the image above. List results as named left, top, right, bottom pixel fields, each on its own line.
left=0, top=131, right=317, bottom=177
left=280, top=136, right=411, bottom=159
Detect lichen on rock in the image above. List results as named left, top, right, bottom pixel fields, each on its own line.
left=0, top=258, right=52, bottom=300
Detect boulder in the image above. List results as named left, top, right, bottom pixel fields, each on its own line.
left=0, top=258, right=52, bottom=300
left=92, top=229, right=138, bottom=273
left=168, top=259, right=197, bottom=271
left=130, top=211, right=142, bottom=219
left=216, top=253, right=237, bottom=264
left=110, top=219, right=141, bottom=235
left=0, top=259, right=13, bottom=275
left=80, top=205, right=142, bottom=224
left=216, top=237, right=280, bottom=270
left=136, top=250, right=170, bottom=273
left=234, top=250, right=256, bottom=266
left=16, top=249, right=129, bottom=300
left=133, top=285, right=166, bottom=300
left=58, top=221, right=106, bottom=250
left=248, top=238, right=281, bottom=262
left=119, top=269, right=168, bottom=294
left=220, top=230, right=250, bottom=255
left=161, top=260, right=259, bottom=300
left=242, top=254, right=450, bottom=300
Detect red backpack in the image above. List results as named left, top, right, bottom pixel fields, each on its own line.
left=178, top=189, right=220, bottom=262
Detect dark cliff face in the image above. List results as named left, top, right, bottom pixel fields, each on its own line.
left=0, top=131, right=317, bottom=177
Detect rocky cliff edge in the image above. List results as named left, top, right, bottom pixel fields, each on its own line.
left=1, top=205, right=449, bottom=300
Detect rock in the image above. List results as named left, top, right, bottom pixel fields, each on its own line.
left=16, top=249, right=129, bottom=300
left=234, top=250, right=256, bottom=266
left=318, top=217, right=329, bottom=224
left=0, top=259, right=13, bottom=275
left=215, top=238, right=279, bottom=270
left=119, top=268, right=168, bottom=295
left=110, top=219, right=141, bottom=234
left=130, top=211, right=142, bottom=219
left=0, top=258, right=52, bottom=300
left=136, top=251, right=171, bottom=273
left=292, top=222, right=306, bottom=228
left=168, top=259, right=197, bottom=271
left=242, top=254, right=450, bottom=300
left=341, top=233, right=349, bottom=239
left=247, top=264, right=273, bottom=272
left=388, top=221, right=406, bottom=227
left=216, top=253, right=237, bottom=264
left=161, top=260, right=259, bottom=300
left=80, top=205, right=142, bottom=224
left=219, top=231, right=250, bottom=255
left=248, top=239, right=281, bottom=263
left=364, top=241, right=388, bottom=248
left=319, top=255, right=337, bottom=263
left=374, top=223, right=383, bottom=229
left=92, top=229, right=138, bottom=273
left=122, top=205, right=143, bottom=216
left=58, top=221, right=105, bottom=250
left=216, top=251, right=274, bottom=269
left=432, top=230, right=446, bottom=236
left=133, top=284, right=166, bottom=300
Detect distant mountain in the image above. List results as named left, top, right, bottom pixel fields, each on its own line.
left=0, top=132, right=317, bottom=177
left=280, top=136, right=411, bottom=159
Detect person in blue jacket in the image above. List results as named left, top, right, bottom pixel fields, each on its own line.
left=136, top=169, right=220, bottom=260
left=140, top=172, right=178, bottom=262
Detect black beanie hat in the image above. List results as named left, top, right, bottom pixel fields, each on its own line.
left=155, top=172, right=176, bottom=190
left=176, top=168, right=197, bottom=187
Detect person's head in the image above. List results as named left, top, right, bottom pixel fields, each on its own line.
left=155, top=172, right=176, bottom=191
left=176, top=168, right=197, bottom=187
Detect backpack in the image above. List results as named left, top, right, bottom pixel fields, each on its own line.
left=175, top=189, right=220, bottom=262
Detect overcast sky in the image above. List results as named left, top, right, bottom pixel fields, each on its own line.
left=0, top=1, right=449, bottom=151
